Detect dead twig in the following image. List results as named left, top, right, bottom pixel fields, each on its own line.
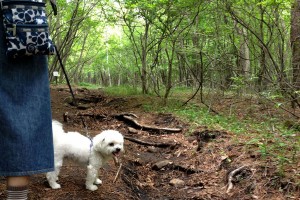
left=113, top=163, right=122, bottom=183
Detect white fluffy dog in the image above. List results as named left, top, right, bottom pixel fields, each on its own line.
left=46, top=120, right=124, bottom=191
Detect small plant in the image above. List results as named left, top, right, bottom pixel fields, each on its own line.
left=258, top=142, right=269, bottom=158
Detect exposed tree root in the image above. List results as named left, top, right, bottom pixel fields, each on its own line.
left=67, top=112, right=182, bottom=133
left=226, top=165, right=247, bottom=193
left=119, top=115, right=182, bottom=133
left=124, top=136, right=177, bottom=148
left=67, top=112, right=180, bottom=149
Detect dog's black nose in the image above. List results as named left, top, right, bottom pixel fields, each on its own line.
left=116, top=148, right=121, bottom=152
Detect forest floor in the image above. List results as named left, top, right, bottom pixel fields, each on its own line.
left=0, top=86, right=299, bottom=200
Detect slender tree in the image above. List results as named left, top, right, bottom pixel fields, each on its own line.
left=291, top=0, right=300, bottom=108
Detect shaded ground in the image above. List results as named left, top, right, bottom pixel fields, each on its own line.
left=0, top=86, right=299, bottom=199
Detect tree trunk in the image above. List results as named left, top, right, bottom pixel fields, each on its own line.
left=257, top=4, right=267, bottom=91
left=164, top=39, right=176, bottom=104
left=141, top=21, right=150, bottom=94
left=291, top=0, right=300, bottom=108
left=240, top=27, right=250, bottom=78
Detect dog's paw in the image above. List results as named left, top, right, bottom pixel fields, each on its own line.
left=94, top=178, right=102, bottom=185
left=50, top=182, right=61, bottom=189
left=86, top=184, right=98, bottom=191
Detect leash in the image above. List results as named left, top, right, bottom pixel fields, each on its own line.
left=54, top=45, right=77, bottom=106
left=54, top=45, right=92, bottom=144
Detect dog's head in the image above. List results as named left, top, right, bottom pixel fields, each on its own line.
left=93, top=130, right=124, bottom=158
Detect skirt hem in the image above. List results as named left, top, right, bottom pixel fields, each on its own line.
left=0, top=167, right=54, bottom=176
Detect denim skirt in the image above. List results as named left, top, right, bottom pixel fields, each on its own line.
left=0, top=15, right=54, bottom=176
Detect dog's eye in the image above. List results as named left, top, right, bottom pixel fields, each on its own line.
left=109, top=142, right=114, bottom=146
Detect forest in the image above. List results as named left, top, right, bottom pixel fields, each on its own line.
left=49, top=0, right=299, bottom=101
left=41, top=0, right=300, bottom=199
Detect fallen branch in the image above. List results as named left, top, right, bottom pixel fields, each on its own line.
left=226, top=165, right=247, bottom=193
left=124, top=136, right=176, bottom=148
left=121, top=115, right=182, bottom=133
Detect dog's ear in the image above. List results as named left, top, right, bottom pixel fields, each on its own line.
left=92, top=135, right=105, bottom=152
left=93, top=141, right=102, bottom=152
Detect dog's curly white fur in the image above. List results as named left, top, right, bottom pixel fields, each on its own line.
left=46, top=120, right=124, bottom=191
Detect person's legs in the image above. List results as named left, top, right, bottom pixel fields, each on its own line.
left=6, top=176, right=29, bottom=200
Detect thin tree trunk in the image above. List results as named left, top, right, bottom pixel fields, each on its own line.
left=258, top=3, right=267, bottom=91
left=164, top=39, right=176, bottom=104
left=141, top=21, right=150, bottom=94
left=240, top=27, right=250, bottom=78
left=291, top=0, right=300, bottom=108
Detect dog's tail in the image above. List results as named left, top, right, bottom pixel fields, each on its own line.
left=52, top=120, right=66, bottom=145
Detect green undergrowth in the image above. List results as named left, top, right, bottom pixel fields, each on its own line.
left=103, top=86, right=299, bottom=178
left=193, top=111, right=295, bottom=179
left=162, top=100, right=298, bottom=177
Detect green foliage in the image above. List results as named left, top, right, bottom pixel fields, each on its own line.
left=50, top=0, right=294, bottom=95
left=230, top=76, right=246, bottom=92
left=258, top=0, right=291, bottom=7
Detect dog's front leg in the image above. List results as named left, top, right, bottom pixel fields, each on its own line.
left=46, top=158, right=63, bottom=189
left=94, top=178, right=102, bottom=185
left=86, top=165, right=98, bottom=191
left=46, top=170, right=61, bottom=189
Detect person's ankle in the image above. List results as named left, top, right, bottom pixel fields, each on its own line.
left=6, top=176, right=29, bottom=200
left=7, top=176, right=29, bottom=187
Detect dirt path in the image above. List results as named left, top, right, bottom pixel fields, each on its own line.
left=0, top=87, right=299, bottom=200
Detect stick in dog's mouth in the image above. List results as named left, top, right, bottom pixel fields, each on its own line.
left=113, top=155, right=120, bottom=166
left=113, top=156, right=122, bottom=183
